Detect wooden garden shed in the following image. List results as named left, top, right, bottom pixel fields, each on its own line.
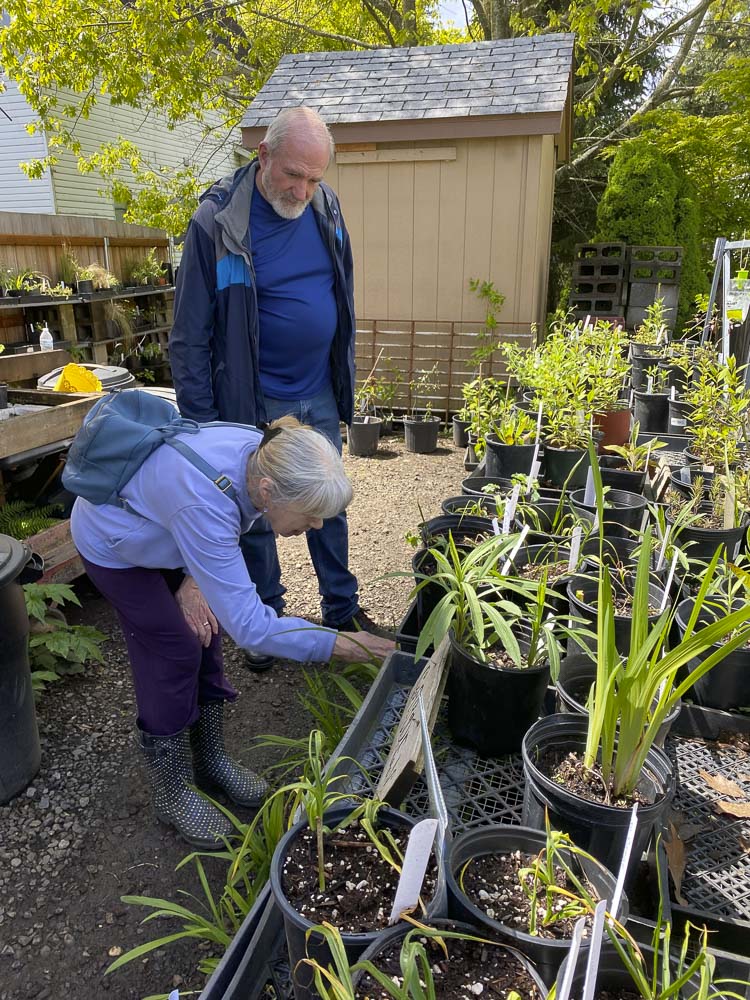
left=241, top=35, right=575, bottom=411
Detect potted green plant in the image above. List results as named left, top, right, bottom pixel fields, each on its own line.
left=267, top=734, right=435, bottom=1000
left=77, top=262, right=117, bottom=293
left=348, top=372, right=382, bottom=458
left=129, top=248, right=165, bottom=287
left=665, top=472, right=749, bottom=564
left=682, top=350, right=749, bottom=468
left=600, top=422, right=667, bottom=493
left=485, top=404, right=538, bottom=479
left=404, top=364, right=442, bottom=454
left=521, top=446, right=750, bottom=882
left=543, top=406, right=593, bottom=489
left=446, top=821, right=627, bottom=986
left=633, top=362, right=670, bottom=433
left=372, top=360, right=402, bottom=434
left=675, top=559, right=750, bottom=712
left=414, top=532, right=570, bottom=756
left=302, top=919, right=548, bottom=1000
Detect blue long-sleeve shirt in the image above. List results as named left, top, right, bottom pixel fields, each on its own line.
left=70, top=425, right=337, bottom=663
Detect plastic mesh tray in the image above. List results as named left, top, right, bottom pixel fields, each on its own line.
left=338, top=654, right=525, bottom=832
left=664, top=709, right=750, bottom=933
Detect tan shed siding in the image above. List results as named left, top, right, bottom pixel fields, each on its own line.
left=0, top=74, right=56, bottom=214
left=48, top=90, right=238, bottom=219
left=331, top=134, right=553, bottom=331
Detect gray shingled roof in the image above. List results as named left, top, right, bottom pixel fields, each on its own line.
left=241, top=34, right=574, bottom=128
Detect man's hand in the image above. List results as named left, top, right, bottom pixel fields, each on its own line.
left=332, top=631, right=395, bottom=663
left=176, top=576, right=219, bottom=648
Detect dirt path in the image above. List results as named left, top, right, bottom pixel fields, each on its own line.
left=0, top=434, right=466, bottom=1000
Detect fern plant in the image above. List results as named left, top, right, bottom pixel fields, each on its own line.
left=0, top=501, right=62, bottom=540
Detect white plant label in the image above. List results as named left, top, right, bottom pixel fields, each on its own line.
left=640, top=509, right=650, bottom=535
left=656, top=525, right=671, bottom=572
left=679, top=466, right=691, bottom=483
left=502, top=524, right=530, bottom=575
left=671, top=417, right=687, bottom=428
left=581, top=899, right=609, bottom=1000
left=388, top=817, right=439, bottom=924
left=528, top=458, right=542, bottom=487
left=628, top=389, right=634, bottom=409
left=724, top=485, right=736, bottom=530
left=610, top=805, right=639, bottom=925
left=670, top=385, right=676, bottom=400
left=492, top=516, right=501, bottom=536
left=568, top=525, right=583, bottom=572
left=660, top=552, right=679, bottom=614
left=556, top=919, right=586, bottom=1000
left=647, top=375, right=654, bottom=393
left=583, top=467, right=596, bottom=506
left=502, top=484, right=521, bottom=534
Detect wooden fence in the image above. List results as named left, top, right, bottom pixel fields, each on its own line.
left=355, top=319, right=534, bottom=415
left=0, top=211, right=170, bottom=285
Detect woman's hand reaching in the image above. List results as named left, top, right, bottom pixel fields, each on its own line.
left=333, top=630, right=395, bottom=663
left=176, top=575, right=219, bottom=648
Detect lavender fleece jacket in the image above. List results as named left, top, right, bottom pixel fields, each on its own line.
left=70, top=425, right=337, bottom=663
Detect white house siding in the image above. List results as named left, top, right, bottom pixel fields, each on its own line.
left=49, top=89, right=238, bottom=220
left=0, top=72, right=56, bottom=214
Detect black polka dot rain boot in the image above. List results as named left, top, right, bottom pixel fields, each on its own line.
left=138, top=727, right=234, bottom=850
left=190, top=701, right=268, bottom=808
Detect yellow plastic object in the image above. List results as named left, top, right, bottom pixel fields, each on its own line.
left=53, top=363, right=103, bottom=393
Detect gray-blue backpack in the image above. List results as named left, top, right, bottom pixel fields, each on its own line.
left=62, top=390, right=242, bottom=511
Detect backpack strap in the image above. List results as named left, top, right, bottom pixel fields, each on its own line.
left=114, top=438, right=238, bottom=514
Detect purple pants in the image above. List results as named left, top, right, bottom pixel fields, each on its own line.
left=81, top=556, right=237, bottom=736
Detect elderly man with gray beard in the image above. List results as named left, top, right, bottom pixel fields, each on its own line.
left=170, top=106, right=392, bottom=671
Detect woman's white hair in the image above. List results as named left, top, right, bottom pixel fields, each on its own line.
left=263, top=106, right=335, bottom=164
left=246, top=415, right=353, bottom=519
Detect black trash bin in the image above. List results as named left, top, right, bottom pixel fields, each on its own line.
left=0, top=534, right=41, bottom=804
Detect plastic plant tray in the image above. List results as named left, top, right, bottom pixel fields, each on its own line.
left=660, top=705, right=750, bottom=957
left=201, top=658, right=750, bottom=998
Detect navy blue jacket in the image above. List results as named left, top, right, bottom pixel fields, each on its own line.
left=169, top=161, right=356, bottom=426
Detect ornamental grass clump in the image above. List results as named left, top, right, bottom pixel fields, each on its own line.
left=582, top=445, right=750, bottom=800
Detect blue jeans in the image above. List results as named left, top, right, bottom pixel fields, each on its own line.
left=239, top=384, right=359, bottom=626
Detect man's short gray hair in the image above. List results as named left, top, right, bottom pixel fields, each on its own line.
left=263, top=106, right=335, bottom=164
left=247, top=415, right=352, bottom=519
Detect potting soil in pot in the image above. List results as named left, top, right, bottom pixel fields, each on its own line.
left=459, top=849, right=599, bottom=940
left=281, top=818, right=437, bottom=933
left=538, top=750, right=656, bottom=809
left=517, top=559, right=570, bottom=583
left=356, top=929, right=544, bottom=1000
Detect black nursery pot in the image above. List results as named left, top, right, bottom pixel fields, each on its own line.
left=453, top=415, right=470, bottom=448
left=665, top=510, right=748, bottom=563
left=484, top=434, right=537, bottom=480
left=597, top=455, right=647, bottom=494
left=570, top=487, right=648, bottom=538
left=514, top=501, right=576, bottom=544
left=347, top=416, right=382, bottom=457
left=445, top=825, right=626, bottom=987
left=509, top=542, right=575, bottom=616
left=404, top=415, right=440, bottom=454
left=269, top=805, right=422, bottom=1000
left=355, top=918, right=548, bottom=997
left=521, top=715, right=675, bottom=886
left=419, top=513, right=491, bottom=546
left=633, top=390, right=669, bottom=433
left=668, top=396, right=694, bottom=434
left=543, top=445, right=590, bottom=489
left=675, top=597, right=750, bottom=712
left=441, top=494, right=496, bottom=519
left=567, top=574, right=667, bottom=655
left=447, top=628, right=550, bottom=757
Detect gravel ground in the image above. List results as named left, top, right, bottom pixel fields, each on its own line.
left=0, top=432, right=466, bottom=1000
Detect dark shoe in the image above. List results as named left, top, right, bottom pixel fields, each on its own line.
left=190, top=701, right=268, bottom=808
left=242, top=651, right=275, bottom=673
left=322, top=608, right=396, bottom=639
left=138, top=727, right=233, bottom=850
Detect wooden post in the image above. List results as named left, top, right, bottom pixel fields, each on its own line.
left=375, top=636, right=451, bottom=806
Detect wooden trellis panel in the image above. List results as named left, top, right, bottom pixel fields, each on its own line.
left=354, top=318, right=534, bottom=415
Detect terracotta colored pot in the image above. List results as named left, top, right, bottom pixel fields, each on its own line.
left=594, top=406, right=631, bottom=452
